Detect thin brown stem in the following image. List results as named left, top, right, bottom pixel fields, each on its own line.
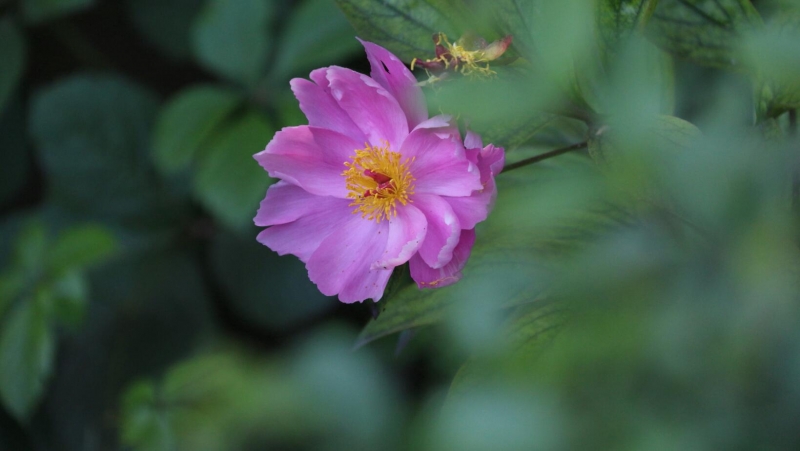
left=501, top=141, right=588, bottom=173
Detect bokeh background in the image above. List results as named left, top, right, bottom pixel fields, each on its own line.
left=1, top=0, right=800, bottom=450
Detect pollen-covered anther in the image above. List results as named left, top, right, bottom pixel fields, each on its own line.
left=342, top=141, right=415, bottom=223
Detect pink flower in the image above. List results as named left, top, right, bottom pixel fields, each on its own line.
left=254, top=40, right=504, bottom=303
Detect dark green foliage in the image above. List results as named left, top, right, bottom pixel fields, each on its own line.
left=1, top=0, right=800, bottom=450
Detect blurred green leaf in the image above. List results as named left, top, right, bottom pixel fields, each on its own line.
left=493, top=0, right=598, bottom=110
left=589, top=114, right=701, bottom=164
left=126, top=0, right=205, bottom=61
left=15, top=221, right=47, bottom=274
left=30, top=75, right=187, bottom=226
left=0, top=271, right=24, bottom=320
left=446, top=302, right=571, bottom=403
left=648, top=0, right=763, bottom=69
left=742, top=10, right=800, bottom=116
left=192, top=0, right=274, bottom=85
left=334, top=0, right=458, bottom=62
left=0, top=19, right=25, bottom=113
left=193, top=112, right=274, bottom=229
left=273, top=0, right=362, bottom=80
left=41, top=248, right=212, bottom=450
left=153, top=85, right=243, bottom=174
left=0, top=96, right=30, bottom=209
left=120, top=380, right=173, bottom=451
left=47, top=225, right=116, bottom=275
left=51, top=271, right=88, bottom=328
left=22, top=0, right=94, bottom=24
left=597, top=0, right=659, bottom=59
left=589, top=115, right=701, bottom=205
left=491, top=0, right=537, bottom=59
left=121, top=352, right=304, bottom=451
left=0, top=294, right=55, bottom=423
left=210, top=231, right=332, bottom=332
left=431, top=67, right=557, bottom=149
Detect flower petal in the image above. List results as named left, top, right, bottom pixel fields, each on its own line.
left=307, top=215, right=392, bottom=303
left=413, top=194, right=461, bottom=269
left=326, top=66, right=409, bottom=150
left=254, top=181, right=319, bottom=226
left=410, top=228, right=476, bottom=288
left=401, top=127, right=481, bottom=197
left=464, top=129, right=483, bottom=149
left=443, top=185, right=494, bottom=230
left=254, top=126, right=360, bottom=198
left=290, top=76, right=367, bottom=141
left=372, top=204, right=427, bottom=270
left=480, top=144, right=505, bottom=180
left=257, top=196, right=354, bottom=263
left=359, top=39, right=427, bottom=129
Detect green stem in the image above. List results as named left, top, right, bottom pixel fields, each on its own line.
left=501, top=141, right=588, bottom=173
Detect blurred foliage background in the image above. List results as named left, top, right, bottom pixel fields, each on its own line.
left=1, top=0, right=799, bottom=450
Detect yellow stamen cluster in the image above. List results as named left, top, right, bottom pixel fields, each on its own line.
left=412, top=33, right=496, bottom=79
left=343, top=142, right=415, bottom=223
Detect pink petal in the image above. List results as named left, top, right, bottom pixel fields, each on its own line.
left=480, top=144, right=505, bottom=180
left=410, top=228, right=476, bottom=288
left=443, top=184, right=494, bottom=230
left=413, top=115, right=460, bottom=140
left=464, top=130, right=483, bottom=149
left=257, top=197, right=354, bottom=263
left=359, top=39, right=428, bottom=129
left=290, top=77, right=367, bottom=142
left=413, top=194, right=461, bottom=269
left=372, top=204, right=427, bottom=270
left=254, top=126, right=360, bottom=198
left=307, top=215, right=392, bottom=303
left=254, top=181, right=321, bottom=226
left=400, top=127, right=481, bottom=197
left=326, top=66, right=409, bottom=151
left=339, top=259, right=393, bottom=303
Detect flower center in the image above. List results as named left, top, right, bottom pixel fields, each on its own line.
left=343, top=141, right=415, bottom=223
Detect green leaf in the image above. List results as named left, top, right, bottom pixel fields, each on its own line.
left=14, top=221, right=47, bottom=274
left=192, top=0, right=274, bottom=85
left=120, top=380, right=174, bottom=451
left=742, top=11, right=800, bottom=116
left=0, top=270, right=25, bottom=320
left=22, top=0, right=95, bottom=24
left=0, top=294, right=55, bottom=423
left=431, top=67, right=558, bottom=149
left=0, top=19, right=25, bottom=113
left=30, top=75, right=186, bottom=225
left=494, top=0, right=596, bottom=99
left=597, top=0, right=660, bottom=59
left=648, top=0, right=763, bottom=69
left=51, top=271, right=89, bottom=328
left=589, top=114, right=701, bottom=164
left=153, top=85, right=243, bottom=174
left=446, top=302, right=571, bottom=402
left=47, top=225, right=117, bottom=275
left=273, top=0, right=363, bottom=80
left=334, top=0, right=458, bottom=62
left=126, top=0, right=205, bottom=61
left=193, top=112, right=274, bottom=229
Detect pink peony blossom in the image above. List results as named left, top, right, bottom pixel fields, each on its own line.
left=253, top=39, right=504, bottom=303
